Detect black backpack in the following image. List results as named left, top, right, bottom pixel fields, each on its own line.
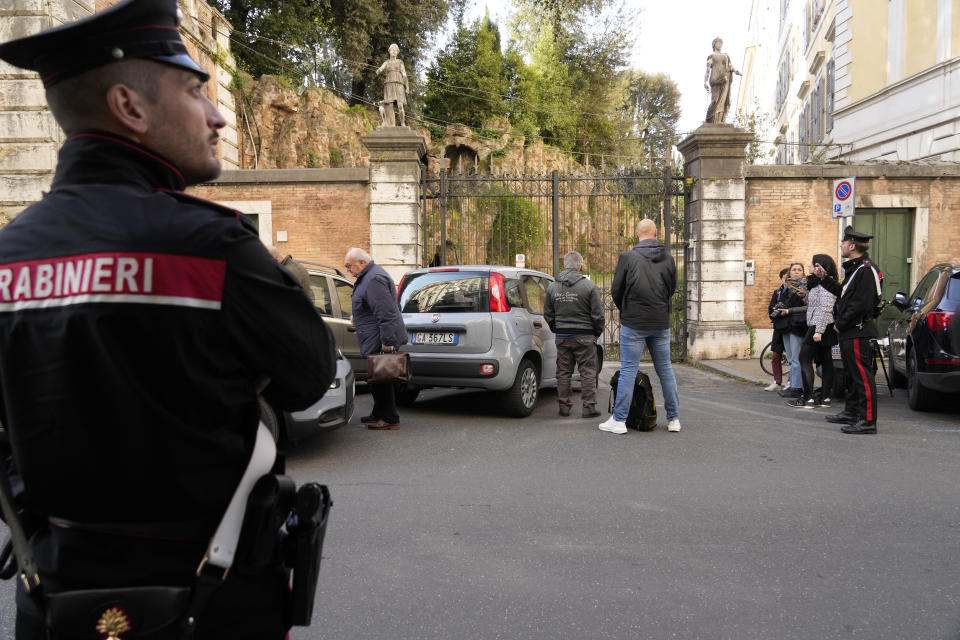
left=608, top=370, right=657, bottom=431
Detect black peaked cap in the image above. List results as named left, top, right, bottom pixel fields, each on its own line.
left=842, top=225, right=873, bottom=242
left=0, top=0, right=209, bottom=87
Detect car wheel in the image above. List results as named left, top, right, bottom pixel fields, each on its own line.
left=258, top=396, right=282, bottom=442
left=395, top=384, right=421, bottom=407
left=503, top=359, right=539, bottom=417
left=906, top=348, right=934, bottom=411
left=888, top=342, right=907, bottom=389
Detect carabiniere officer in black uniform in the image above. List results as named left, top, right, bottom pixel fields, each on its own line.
left=0, top=1, right=336, bottom=637
left=814, top=226, right=883, bottom=435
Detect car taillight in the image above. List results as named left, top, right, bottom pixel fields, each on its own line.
left=489, top=272, right=510, bottom=312
left=429, top=268, right=460, bottom=272
left=926, top=311, right=954, bottom=332
left=397, top=275, right=405, bottom=302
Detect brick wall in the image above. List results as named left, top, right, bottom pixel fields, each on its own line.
left=744, top=165, right=960, bottom=331
left=189, top=168, right=371, bottom=269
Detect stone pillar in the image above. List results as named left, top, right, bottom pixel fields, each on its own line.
left=360, top=127, right=427, bottom=282
left=676, top=124, right=753, bottom=361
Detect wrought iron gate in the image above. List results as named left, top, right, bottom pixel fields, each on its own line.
left=420, top=169, right=687, bottom=361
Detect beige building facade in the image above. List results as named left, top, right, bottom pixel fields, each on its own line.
left=831, top=0, right=960, bottom=162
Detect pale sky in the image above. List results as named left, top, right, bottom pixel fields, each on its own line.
left=456, top=0, right=755, bottom=137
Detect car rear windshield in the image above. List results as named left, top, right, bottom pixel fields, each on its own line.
left=400, top=271, right=488, bottom=313
left=942, top=272, right=960, bottom=312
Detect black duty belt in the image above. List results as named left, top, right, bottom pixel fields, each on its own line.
left=47, top=516, right=213, bottom=544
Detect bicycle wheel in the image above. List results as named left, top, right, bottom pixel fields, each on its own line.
left=760, top=341, right=786, bottom=377
left=760, top=341, right=775, bottom=376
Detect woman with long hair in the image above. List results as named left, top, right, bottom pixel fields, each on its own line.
left=788, top=254, right=839, bottom=408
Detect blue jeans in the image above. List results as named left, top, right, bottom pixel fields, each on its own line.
left=783, top=332, right=803, bottom=389
left=614, top=326, right=679, bottom=421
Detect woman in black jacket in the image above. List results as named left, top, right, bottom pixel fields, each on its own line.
left=774, top=262, right=808, bottom=398
left=765, top=267, right=791, bottom=391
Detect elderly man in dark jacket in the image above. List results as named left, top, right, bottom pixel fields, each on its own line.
left=545, top=251, right=604, bottom=418
left=600, top=218, right=681, bottom=435
left=345, top=247, right=408, bottom=429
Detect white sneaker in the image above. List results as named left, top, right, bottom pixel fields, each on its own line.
left=598, top=416, right=627, bottom=434
left=667, top=419, right=682, bottom=432
left=764, top=382, right=781, bottom=391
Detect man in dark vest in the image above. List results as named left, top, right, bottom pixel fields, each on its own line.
left=0, top=1, right=336, bottom=636
left=544, top=251, right=604, bottom=418
left=814, top=226, right=883, bottom=434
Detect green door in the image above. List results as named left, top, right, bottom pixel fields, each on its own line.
left=852, top=209, right=912, bottom=336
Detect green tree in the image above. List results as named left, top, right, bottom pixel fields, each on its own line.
left=526, top=21, right=577, bottom=149
left=508, top=0, right=638, bottom=162
left=211, top=0, right=462, bottom=101
left=614, top=70, right=682, bottom=171
left=424, top=14, right=506, bottom=128
left=501, top=45, right=538, bottom=137
left=735, top=101, right=776, bottom=164
left=484, top=190, right=544, bottom=267
left=209, top=0, right=328, bottom=86
left=326, top=0, right=462, bottom=105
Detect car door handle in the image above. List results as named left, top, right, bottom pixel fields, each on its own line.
left=347, top=326, right=356, bottom=332
left=533, top=321, right=542, bottom=328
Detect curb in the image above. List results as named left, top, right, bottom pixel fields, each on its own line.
left=698, top=360, right=768, bottom=386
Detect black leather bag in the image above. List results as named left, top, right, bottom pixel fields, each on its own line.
left=44, top=586, right=190, bottom=640
left=367, top=352, right=411, bottom=384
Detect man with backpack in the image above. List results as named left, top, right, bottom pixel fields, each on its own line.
left=600, top=219, right=681, bottom=435
left=544, top=251, right=604, bottom=418
left=813, top=226, right=883, bottom=434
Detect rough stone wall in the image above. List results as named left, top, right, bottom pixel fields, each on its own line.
left=234, top=76, right=378, bottom=170
left=234, top=78, right=581, bottom=175
left=189, top=169, right=370, bottom=268
left=0, top=0, right=239, bottom=223
left=743, top=166, right=960, bottom=331
left=428, top=120, right=579, bottom=175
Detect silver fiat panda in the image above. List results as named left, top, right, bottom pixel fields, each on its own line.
left=397, top=265, right=559, bottom=417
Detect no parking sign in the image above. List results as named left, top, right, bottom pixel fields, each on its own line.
left=832, top=177, right=855, bottom=218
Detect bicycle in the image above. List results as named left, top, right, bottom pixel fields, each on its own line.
left=759, top=340, right=789, bottom=377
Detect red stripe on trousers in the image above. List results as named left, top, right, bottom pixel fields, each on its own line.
left=852, top=338, right=873, bottom=421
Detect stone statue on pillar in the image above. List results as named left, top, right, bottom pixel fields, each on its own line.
left=703, top=37, right=740, bottom=125
left=377, top=43, right=408, bottom=127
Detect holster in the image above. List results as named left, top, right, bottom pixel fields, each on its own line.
left=234, top=474, right=296, bottom=574
left=284, top=483, right=332, bottom=626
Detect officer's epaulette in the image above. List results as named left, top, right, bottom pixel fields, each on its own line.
left=154, top=188, right=242, bottom=218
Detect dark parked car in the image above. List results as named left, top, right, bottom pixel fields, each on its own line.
left=887, top=262, right=960, bottom=410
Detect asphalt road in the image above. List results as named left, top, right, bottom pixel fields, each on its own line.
left=2, top=363, right=959, bottom=639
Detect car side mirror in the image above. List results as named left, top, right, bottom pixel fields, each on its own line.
left=890, top=292, right=908, bottom=311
